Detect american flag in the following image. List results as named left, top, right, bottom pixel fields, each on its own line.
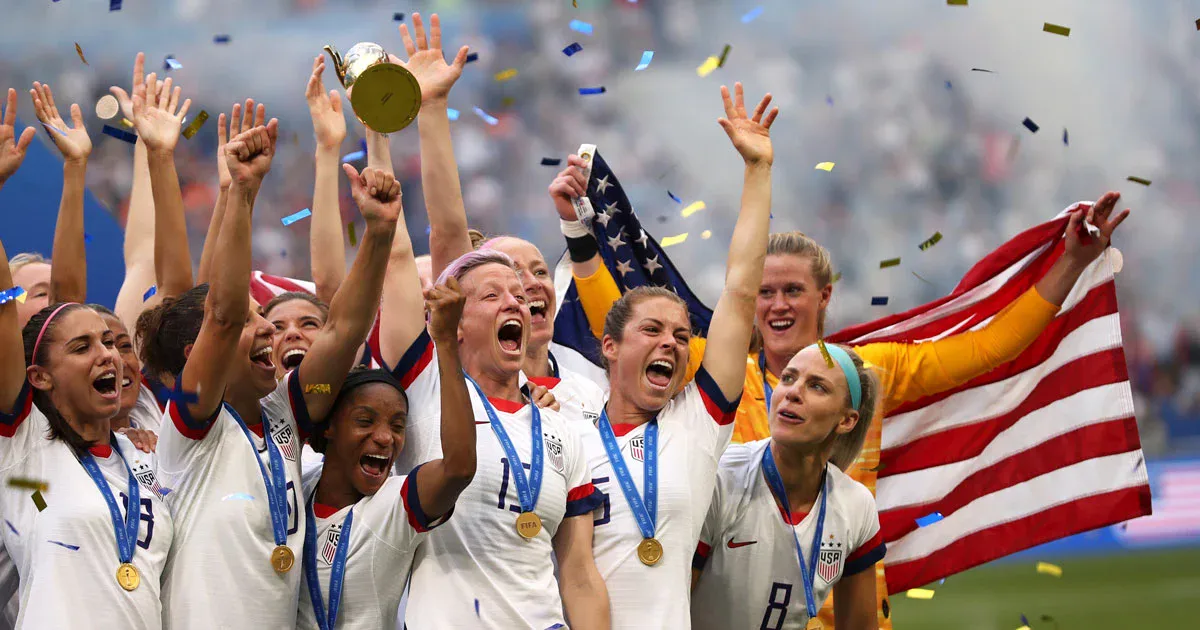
left=248, top=271, right=381, bottom=369
left=827, top=202, right=1152, bottom=593
left=1117, top=461, right=1200, bottom=545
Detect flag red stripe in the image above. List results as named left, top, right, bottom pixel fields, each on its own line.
left=879, top=416, right=1142, bottom=543
left=883, top=483, right=1151, bottom=594
left=884, top=282, right=1118, bottom=418
left=259, top=273, right=311, bottom=294
left=879, top=347, right=1129, bottom=477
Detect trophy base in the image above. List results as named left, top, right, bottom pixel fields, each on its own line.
left=349, top=64, right=422, bottom=133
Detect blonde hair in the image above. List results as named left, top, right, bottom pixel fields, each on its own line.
left=825, top=344, right=880, bottom=471
left=8, top=252, right=49, bottom=274
left=749, top=232, right=836, bottom=352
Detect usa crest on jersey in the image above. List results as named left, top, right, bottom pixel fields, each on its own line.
left=320, top=524, right=343, bottom=565
left=133, top=463, right=163, bottom=496
left=544, top=433, right=565, bottom=472
left=271, top=422, right=298, bottom=461
left=628, top=435, right=645, bottom=463
left=817, top=543, right=843, bottom=583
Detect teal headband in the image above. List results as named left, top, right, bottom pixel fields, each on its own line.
left=806, top=343, right=862, bottom=410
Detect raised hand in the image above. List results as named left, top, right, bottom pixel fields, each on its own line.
left=224, top=121, right=278, bottom=185
left=217, top=99, right=268, bottom=189
left=110, top=52, right=147, bottom=122
left=306, top=55, right=346, bottom=149
left=0, top=88, right=36, bottom=185
left=424, top=276, right=466, bottom=343
left=548, top=154, right=589, bottom=220
left=717, top=82, right=778, bottom=166
left=342, top=165, right=402, bottom=227
left=131, top=73, right=191, bottom=152
left=392, top=12, right=470, bottom=104
left=29, top=82, right=91, bottom=162
left=1064, top=191, right=1131, bottom=266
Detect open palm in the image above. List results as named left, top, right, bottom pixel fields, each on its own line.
left=718, top=83, right=779, bottom=166
left=305, top=55, right=346, bottom=149
left=0, top=88, right=36, bottom=185
left=132, top=74, right=191, bottom=152
left=30, top=82, right=91, bottom=161
left=392, top=12, right=469, bottom=104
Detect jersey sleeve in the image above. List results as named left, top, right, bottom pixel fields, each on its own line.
left=670, top=366, right=739, bottom=458
left=573, top=264, right=622, bottom=340
left=855, top=286, right=1059, bottom=414
left=562, top=426, right=605, bottom=518
left=0, top=382, right=38, bottom=471
left=158, top=398, right=227, bottom=474
left=693, top=482, right=727, bottom=572
left=841, top=485, right=886, bottom=578
left=388, top=330, right=443, bottom=475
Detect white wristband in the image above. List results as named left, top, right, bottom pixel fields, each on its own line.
left=560, top=218, right=590, bottom=239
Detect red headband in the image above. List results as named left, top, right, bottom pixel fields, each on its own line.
left=31, top=303, right=78, bottom=365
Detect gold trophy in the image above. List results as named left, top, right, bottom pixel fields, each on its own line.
left=323, top=42, right=421, bottom=133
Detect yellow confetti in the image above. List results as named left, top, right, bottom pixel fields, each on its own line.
left=817, top=339, right=834, bottom=368
left=1036, top=562, right=1062, bottom=577
left=1126, top=176, right=1151, bottom=186
left=120, top=118, right=134, bottom=129
left=814, top=162, right=835, bottom=172
left=701, top=230, right=712, bottom=240
left=347, top=222, right=358, bottom=247
left=181, top=110, right=209, bottom=140
left=717, top=44, right=732, bottom=68
left=918, top=231, right=943, bottom=251
left=1017, top=626, right=1032, bottom=630
left=14, top=291, right=27, bottom=304
left=879, top=257, right=901, bottom=269
left=696, top=56, right=720, bottom=77
left=905, top=588, right=936, bottom=600
left=680, top=201, right=706, bottom=218
left=31, top=490, right=46, bottom=512
left=947, top=0, right=967, bottom=5
left=1043, top=22, right=1070, bottom=37
left=494, top=68, right=518, bottom=82
left=660, top=233, right=689, bottom=247
left=8, top=478, right=48, bottom=492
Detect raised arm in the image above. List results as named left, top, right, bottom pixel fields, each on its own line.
left=0, top=88, right=35, bottom=195
left=394, top=12, right=472, bottom=277
left=197, top=100, right=264, bottom=286
left=701, top=83, right=778, bottom=401
left=180, top=122, right=277, bottom=421
left=29, top=82, right=91, bottom=303
left=377, top=186, right=426, bottom=370
left=412, top=277, right=475, bottom=515
left=306, top=55, right=349, bottom=303
left=549, top=155, right=603, bottom=281
left=364, top=126, right=393, bottom=175
left=297, top=166, right=400, bottom=422
left=0, top=88, right=34, bottom=406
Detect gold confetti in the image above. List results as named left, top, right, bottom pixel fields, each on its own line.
left=31, top=490, right=46, bottom=512
left=717, top=44, right=732, bottom=68
left=347, top=222, right=357, bottom=247
left=905, top=588, right=936, bottom=600
left=120, top=118, right=134, bottom=129
left=681, top=201, right=706, bottom=218
left=817, top=339, right=834, bottom=368
left=918, top=231, right=943, bottom=250
left=1126, top=176, right=1151, bottom=186
left=1043, top=22, right=1070, bottom=37
left=701, top=230, right=712, bottom=239
left=14, top=291, right=27, bottom=304
left=1036, top=562, right=1062, bottom=577
left=494, top=68, right=518, bottom=82
left=304, top=383, right=332, bottom=394
left=181, top=110, right=209, bottom=140
left=660, top=233, right=689, bottom=247
left=814, top=162, right=835, bottom=172
left=501, top=96, right=516, bottom=108
left=947, top=0, right=968, bottom=4
left=8, top=478, right=48, bottom=492
left=1017, top=626, right=1032, bottom=630
left=697, top=56, right=720, bottom=77
left=75, top=43, right=88, bottom=65
left=880, top=258, right=901, bottom=269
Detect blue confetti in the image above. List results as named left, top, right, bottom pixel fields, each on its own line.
left=164, top=56, right=182, bottom=71
left=579, top=86, right=606, bottom=95
left=473, top=107, right=498, bottom=126
left=0, top=287, right=25, bottom=305
left=221, top=493, right=255, bottom=502
left=465, top=52, right=479, bottom=64
left=871, top=296, right=889, bottom=306
left=540, top=158, right=561, bottom=166
left=668, top=191, right=682, bottom=204
left=425, top=226, right=432, bottom=235
left=393, top=12, right=404, bottom=21
left=48, top=540, right=80, bottom=551
left=102, top=125, right=137, bottom=144
left=741, top=7, right=764, bottom=23
left=1021, top=614, right=1030, bottom=626
left=1022, top=117, right=1039, bottom=133
left=42, top=123, right=67, bottom=137
left=563, top=42, right=583, bottom=57
left=635, top=50, right=654, bottom=71
left=213, top=34, right=231, bottom=44
left=446, top=108, right=460, bottom=121
left=340, top=150, right=366, bottom=163
left=915, top=512, right=944, bottom=527
left=825, top=95, right=834, bottom=106
left=1062, top=128, right=1069, bottom=146
left=281, top=208, right=313, bottom=226
left=4, top=520, right=17, bottom=535
left=474, top=599, right=480, bottom=617
left=569, top=20, right=594, bottom=35
left=109, top=0, right=121, bottom=10
left=945, top=80, right=952, bottom=90
left=142, top=285, right=157, bottom=302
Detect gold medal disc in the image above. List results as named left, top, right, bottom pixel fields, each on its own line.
left=271, top=545, right=295, bottom=574
left=515, top=511, right=543, bottom=540
left=116, top=562, right=140, bottom=591
left=806, top=618, right=824, bottom=630
left=637, top=537, right=663, bottom=566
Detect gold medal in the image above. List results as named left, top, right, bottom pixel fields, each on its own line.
left=636, top=537, right=663, bottom=566
left=806, top=619, right=824, bottom=630
left=116, top=562, right=140, bottom=591
left=515, top=511, right=543, bottom=540
left=270, top=545, right=295, bottom=573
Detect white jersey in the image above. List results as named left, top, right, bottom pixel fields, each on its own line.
left=391, top=331, right=603, bottom=629
left=522, top=349, right=607, bottom=424
left=128, top=380, right=164, bottom=434
left=0, top=545, right=15, bottom=630
left=691, top=440, right=885, bottom=630
left=0, top=383, right=173, bottom=629
left=298, top=467, right=449, bottom=630
left=157, top=372, right=309, bottom=629
left=575, top=367, right=737, bottom=628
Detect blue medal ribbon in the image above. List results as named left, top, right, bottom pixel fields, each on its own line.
left=304, top=496, right=353, bottom=630
left=758, top=350, right=774, bottom=412
left=596, top=409, right=658, bottom=542
left=466, top=376, right=543, bottom=513
left=231, top=409, right=290, bottom=548
left=761, top=444, right=828, bottom=619
left=78, top=435, right=140, bottom=567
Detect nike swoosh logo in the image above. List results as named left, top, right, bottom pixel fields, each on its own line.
left=727, top=539, right=757, bottom=549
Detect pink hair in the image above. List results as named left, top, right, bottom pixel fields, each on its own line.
left=435, top=249, right=519, bottom=288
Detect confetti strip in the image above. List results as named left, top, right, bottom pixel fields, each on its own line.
left=701, top=230, right=712, bottom=239
left=879, top=257, right=901, bottom=269
left=1022, top=117, right=1039, bottom=133
left=7, top=478, right=48, bottom=493
left=540, top=157, right=562, bottom=166
left=1196, top=18, right=1200, bottom=30
left=213, top=34, right=231, bottom=44
left=563, top=42, right=583, bottom=57
left=48, top=540, right=79, bottom=551
left=905, top=588, right=936, bottom=600
left=825, top=95, right=834, bottom=106
left=5, top=520, right=16, bottom=535
left=681, top=201, right=706, bottom=218
left=697, top=56, right=720, bottom=77
left=1126, top=176, right=1151, bottom=186
left=635, top=50, right=654, bottom=71
left=945, top=80, right=953, bottom=90
left=871, top=296, right=889, bottom=306
left=281, top=208, right=313, bottom=226
left=347, top=222, right=357, bottom=247
left=918, top=231, right=943, bottom=250
left=446, top=108, right=460, bottom=121
left=667, top=191, right=682, bottom=203
left=0, top=287, right=26, bottom=306
left=1043, top=22, right=1070, bottom=37
left=142, top=286, right=157, bottom=302
left=947, top=0, right=967, bottom=5
left=912, top=271, right=933, bottom=285
left=579, top=86, right=606, bottom=95
left=814, top=162, right=835, bottom=171
left=717, top=45, right=732, bottom=68
left=569, top=20, right=594, bottom=35
left=31, top=491, right=46, bottom=512
left=1062, top=128, right=1069, bottom=146
left=1036, top=562, right=1062, bottom=577
left=164, top=56, right=182, bottom=71
left=393, top=12, right=404, bottom=21
left=494, top=68, right=518, bottom=82
left=970, top=68, right=995, bottom=73
left=817, top=339, right=835, bottom=368
left=473, top=107, right=498, bottom=126
left=109, top=0, right=121, bottom=10
left=341, top=150, right=366, bottom=163
left=915, top=512, right=944, bottom=527
left=181, top=110, right=209, bottom=139
left=741, top=7, right=764, bottom=23
left=660, top=233, right=688, bottom=247
left=75, top=43, right=88, bottom=65
left=102, top=125, right=137, bottom=144
left=465, top=52, right=479, bottom=64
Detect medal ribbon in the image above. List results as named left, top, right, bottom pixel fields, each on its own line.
left=761, top=445, right=828, bottom=619
left=467, top=376, right=543, bottom=513
left=231, top=409, right=290, bottom=547
left=303, top=496, right=353, bottom=630
left=596, top=410, right=658, bottom=541
left=78, top=435, right=140, bottom=566
left=758, top=350, right=774, bottom=412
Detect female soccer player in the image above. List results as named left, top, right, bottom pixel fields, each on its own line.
left=692, top=343, right=884, bottom=630
left=139, top=112, right=400, bottom=627
left=298, top=278, right=475, bottom=630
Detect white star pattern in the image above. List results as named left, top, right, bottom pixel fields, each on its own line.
left=595, top=209, right=612, bottom=227
left=607, top=233, right=626, bottom=249
left=616, top=259, right=634, bottom=276
left=644, top=255, right=663, bottom=274
left=604, top=200, right=621, bottom=216
left=595, top=175, right=612, bottom=194
left=635, top=230, right=649, bottom=248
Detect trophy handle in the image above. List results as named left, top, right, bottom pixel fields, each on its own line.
left=322, top=45, right=347, bottom=86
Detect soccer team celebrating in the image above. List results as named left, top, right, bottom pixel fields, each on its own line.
left=0, top=13, right=1130, bottom=630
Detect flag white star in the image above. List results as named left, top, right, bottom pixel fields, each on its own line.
left=595, top=209, right=612, bottom=227
left=604, top=200, right=621, bottom=216
left=595, top=175, right=612, bottom=194
left=635, top=230, right=649, bottom=248
left=607, top=233, right=626, bottom=249
left=644, top=255, right=663, bottom=274
left=615, top=259, right=634, bottom=276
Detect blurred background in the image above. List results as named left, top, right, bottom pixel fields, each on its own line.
left=1, top=0, right=1197, bottom=627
